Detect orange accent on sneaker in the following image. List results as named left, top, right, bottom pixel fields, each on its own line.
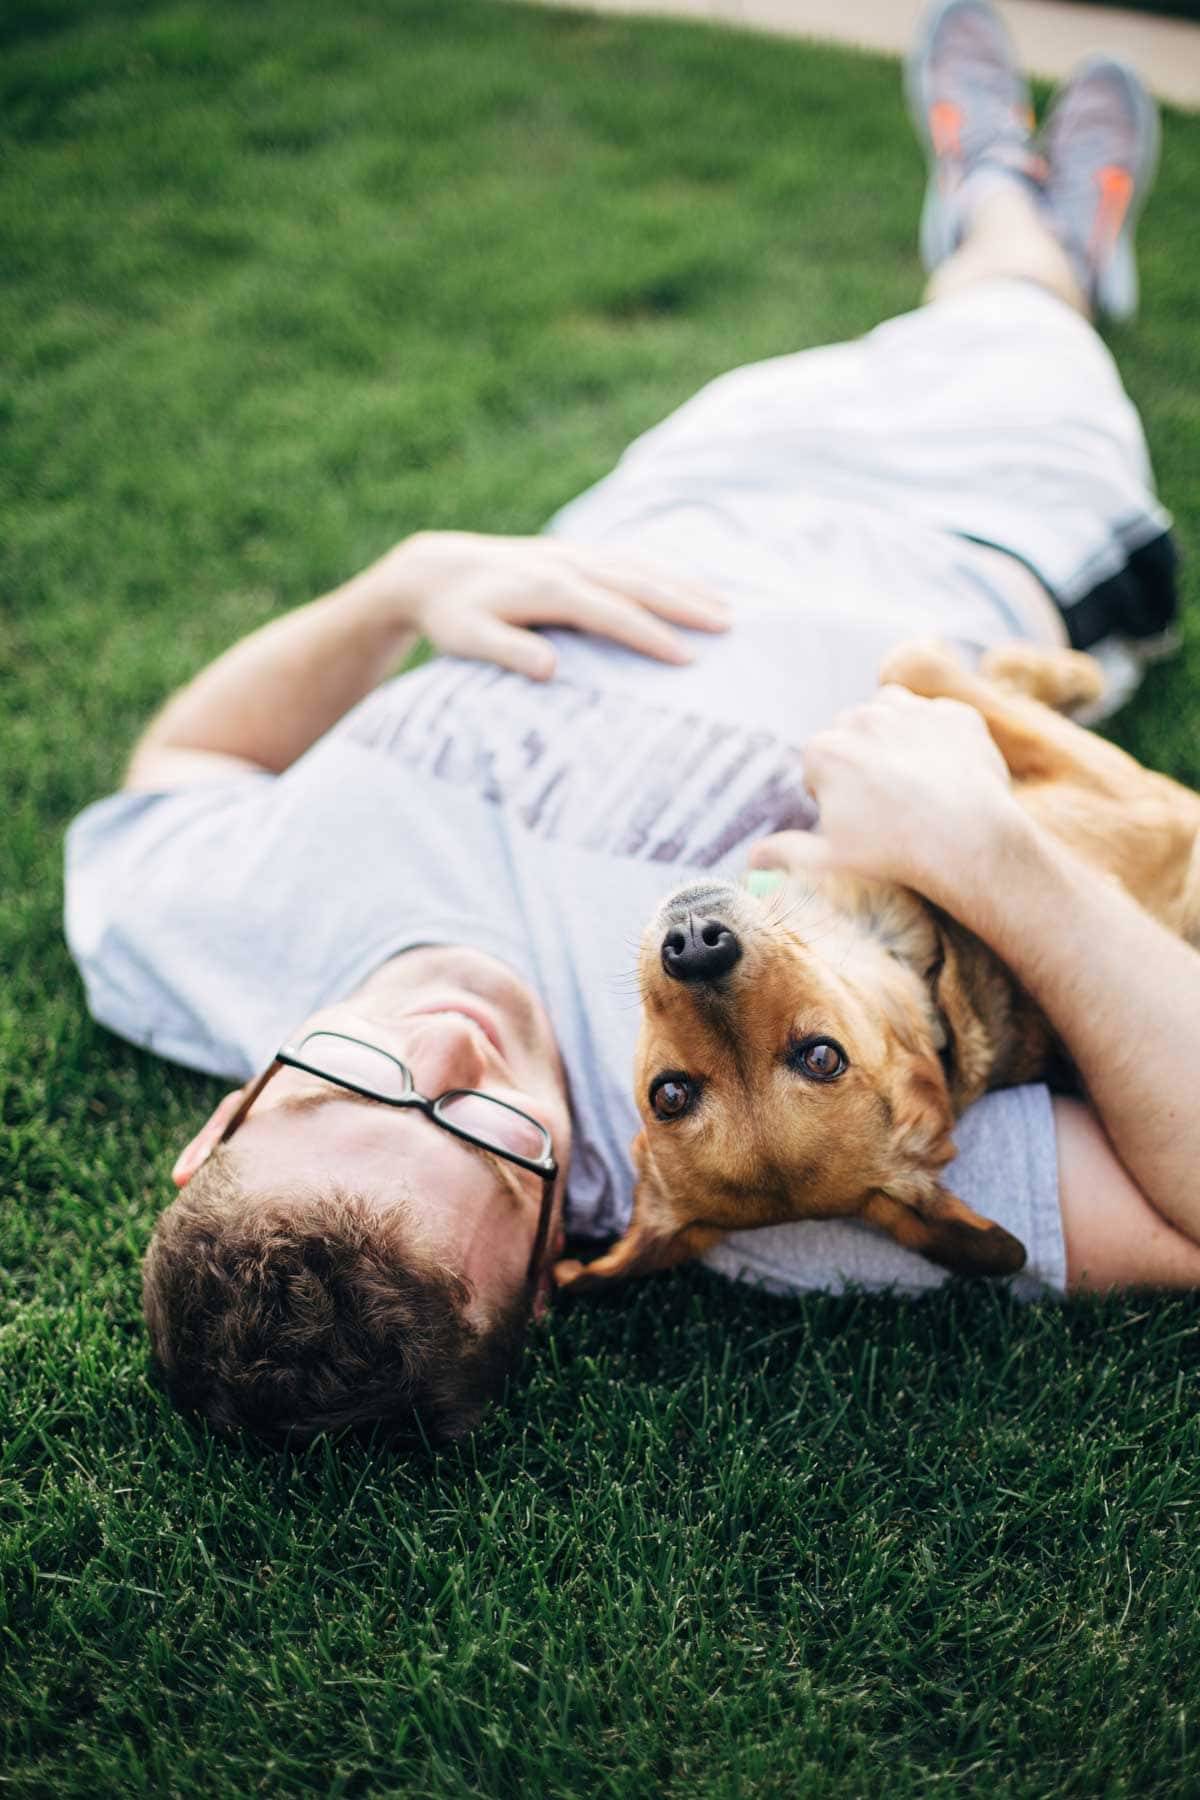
left=929, top=100, right=963, bottom=159
left=1089, top=164, right=1135, bottom=262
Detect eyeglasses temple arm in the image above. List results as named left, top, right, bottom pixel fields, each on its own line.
left=524, top=1170, right=558, bottom=1288
left=218, top=1058, right=284, bottom=1145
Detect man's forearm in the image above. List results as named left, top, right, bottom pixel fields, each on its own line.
left=937, top=808, right=1200, bottom=1235
left=125, top=555, right=418, bottom=782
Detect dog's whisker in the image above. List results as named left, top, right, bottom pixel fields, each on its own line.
left=766, top=907, right=841, bottom=950
left=763, top=886, right=823, bottom=934
left=764, top=896, right=811, bottom=933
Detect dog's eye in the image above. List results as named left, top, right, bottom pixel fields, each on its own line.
left=649, top=1074, right=695, bottom=1120
left=789, top=1036, right=847, bottom=1082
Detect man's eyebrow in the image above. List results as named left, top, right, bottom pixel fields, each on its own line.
left=273, top=1088, right=361, bottom=1117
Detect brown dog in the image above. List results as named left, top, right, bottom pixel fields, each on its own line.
left=555, top=642, right=1200, bottom=1290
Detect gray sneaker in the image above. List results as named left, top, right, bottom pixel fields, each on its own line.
left=905, top=0, right=1043, bottom=271
left=1039, top=56, right=1160, bottom=322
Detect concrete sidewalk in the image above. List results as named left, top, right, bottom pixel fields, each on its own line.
left=514, top=0, right=1200, bottom=109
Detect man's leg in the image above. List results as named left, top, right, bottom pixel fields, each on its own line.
left=926, top=183, right=1086, bottom=312
left=902, top=0, right=1173, bottom=711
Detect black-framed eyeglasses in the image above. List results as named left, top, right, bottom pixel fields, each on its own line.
left=218, top=1030, right=559, bottom=1291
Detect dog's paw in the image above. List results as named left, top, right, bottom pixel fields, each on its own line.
left=979, top=644, right=1105, bottom=714
left=878, top=639, right=965, bottom=695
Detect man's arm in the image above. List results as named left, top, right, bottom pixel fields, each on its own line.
left=925, top=799, right=1200, bottom=1247
left=126, top=532, right=729, bottom=789
left=125, top=563, right=413, bottom=788
left=749, top=688, right=1200, bottom=1276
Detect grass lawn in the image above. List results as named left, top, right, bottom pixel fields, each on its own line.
left=4, top=1, right=1200, bottom=1793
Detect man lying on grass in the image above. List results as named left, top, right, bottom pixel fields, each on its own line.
left=66, top=0, right=1200, bottom=1446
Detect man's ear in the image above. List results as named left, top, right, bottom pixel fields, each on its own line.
left=553, top=1130, right=725, bottom=1292
left=171, top=1086, right=248, bottom=1188
left=862, top=1179, right=1027, bottom=1277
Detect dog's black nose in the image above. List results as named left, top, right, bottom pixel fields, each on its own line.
left=661, top=915, right=742, bottom=982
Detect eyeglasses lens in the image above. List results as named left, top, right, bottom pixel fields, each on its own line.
left=298, top=1033, right=411, bottom=1099
left=297, top=1034, right=546, bottom=1162
left=436, top=1092, right=547, bottom=1161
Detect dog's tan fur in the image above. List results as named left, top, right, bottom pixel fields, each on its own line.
left=555, top=643, right=1200, bottom=1290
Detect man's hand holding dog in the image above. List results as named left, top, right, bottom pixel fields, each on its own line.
left=753, top=670, right=1200, bottom=1266
left=749, top=684, right=1018, bottom=908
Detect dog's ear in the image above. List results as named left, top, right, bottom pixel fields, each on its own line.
left=872, top=1029, right=1025, bottom=1277
left=553, top=1221, right=718, bottom=1291
left=863, top=1179, right=1026, bottom=1277
left=925, top=921, right=998, bottom=1108
left=553, top=1131, right=725, bottom=1292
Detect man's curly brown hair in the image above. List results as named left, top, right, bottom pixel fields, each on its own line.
left=142, top=1148, right=528, bottom=1447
